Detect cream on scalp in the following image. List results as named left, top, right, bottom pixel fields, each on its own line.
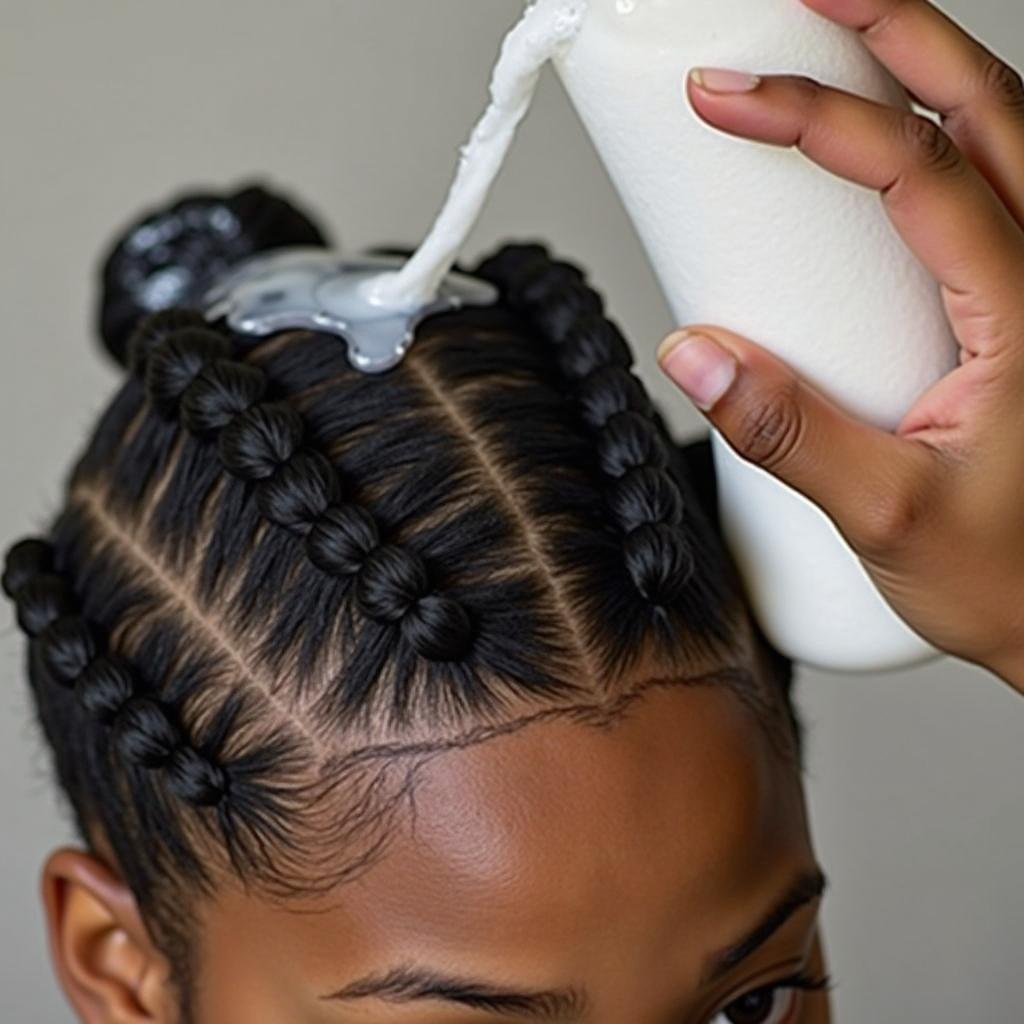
left=202, top=3, right=586, bottom=375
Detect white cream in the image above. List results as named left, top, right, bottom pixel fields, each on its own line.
left=364, top=0, right=588, bottom=309
left=551, top=0, right=956, bottom=672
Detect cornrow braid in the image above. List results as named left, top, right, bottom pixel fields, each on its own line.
left=475, top=244, right=696, bottom=609
left=1, top=538, right=228, bottom=807
left=132, top=311, right=476, bottom=663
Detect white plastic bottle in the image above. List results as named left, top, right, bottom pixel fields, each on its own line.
left=551, top=0, right=958, bottom=672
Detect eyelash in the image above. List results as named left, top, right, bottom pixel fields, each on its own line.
left=712, top=970, right=833, bottom=1024
left=771, top=971, right=833, bottom=994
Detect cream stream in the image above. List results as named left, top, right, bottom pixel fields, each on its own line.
left=363, top=0, right=588, bottom=309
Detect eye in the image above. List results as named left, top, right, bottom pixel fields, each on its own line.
left=709, top=972, right=830, bottom=1024
left=710, top=984, right=797, bottom=1024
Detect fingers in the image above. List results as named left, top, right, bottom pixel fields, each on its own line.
left=657, top=327, right=940, bottom=557
left=800, top=0, right=1024, bottom=225
left=686, top=71, right=1024, bottom=357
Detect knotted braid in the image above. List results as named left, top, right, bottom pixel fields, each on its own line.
left=2, top=538, right=229, bottom=807
left=476, top=244, right=696, bottom=609
left=132, top=311, right=475, bottom=663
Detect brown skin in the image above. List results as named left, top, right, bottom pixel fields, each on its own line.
left=659, top=0, right=1024, bottom=694
left=43, top=681, right=829, bottom=1024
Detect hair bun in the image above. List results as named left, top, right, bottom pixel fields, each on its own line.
left=2, top=538, right=54, bottom=598
left=98, top=183, right=330, bottom=368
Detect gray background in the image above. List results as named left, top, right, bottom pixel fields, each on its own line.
left=1, top=1, right=1022, bottom=1020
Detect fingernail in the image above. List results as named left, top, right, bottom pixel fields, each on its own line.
left=690, top=67, right=762, bottom=94
left=658, top=331, right=738, bottom=412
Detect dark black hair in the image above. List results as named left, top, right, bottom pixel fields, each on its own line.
left=97, top=183, right=329, bottom=367
left=4, top=183, right=797, bottom=1010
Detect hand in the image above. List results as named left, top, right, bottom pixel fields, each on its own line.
left=657, top=0, right=1024, bottom=693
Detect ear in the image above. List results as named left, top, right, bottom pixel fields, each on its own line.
left=41, top=848, right=180, bottom=1024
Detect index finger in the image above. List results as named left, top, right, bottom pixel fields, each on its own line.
left=686, top=73, right=1024, bottom=356
left=801, top=0, right=1009, bottom=116
left=801, top=0, right=1024, bottom=224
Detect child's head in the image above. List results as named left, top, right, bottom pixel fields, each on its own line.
left=4, top=187, right=823, bottom=1024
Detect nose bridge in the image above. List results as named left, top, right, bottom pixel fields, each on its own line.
left=582, top=943, right=703, bottom=1024
left=555, top=830, right=713, bottom=1024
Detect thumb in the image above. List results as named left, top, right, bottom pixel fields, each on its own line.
left=657, top=326, right=937, bottom=553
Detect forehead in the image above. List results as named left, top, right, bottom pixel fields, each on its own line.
left=355, top=683, right=804, bottom=953
left=204, top=681, right=811, bottom=1002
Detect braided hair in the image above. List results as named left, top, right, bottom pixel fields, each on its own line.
left=138, top=312, right=475, bottom=664
left=476, top=245, right=697, bottom=609
left=3, top=538, right=228, bottom=808
left=3, top=185, right=795, bottom=1003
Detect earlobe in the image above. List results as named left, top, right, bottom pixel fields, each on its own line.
left=41, top=848, right=177, bottom=1023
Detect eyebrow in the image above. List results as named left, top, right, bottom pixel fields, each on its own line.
left=322, top=966, right=585, bottom=1020
left=701, top=867, right=829, bottom=984
left=319, top=867, right=828, bottom=1020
